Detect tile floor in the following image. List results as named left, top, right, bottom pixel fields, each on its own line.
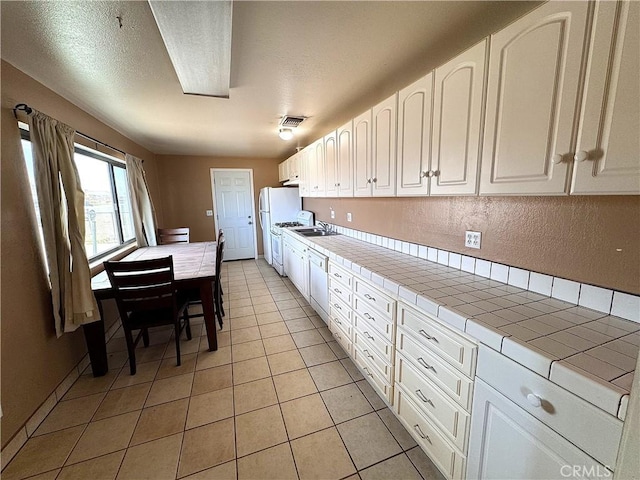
left=2, top=258, right=445, bottom=480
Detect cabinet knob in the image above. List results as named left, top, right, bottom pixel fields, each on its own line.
left=574, top=150, right=589, bottom=162
left=372, top=177, right=378, bottom=183
left=552, top=154, right=564, bottom=164
left=367, top=178, right=372, bottom=184
left=526, top=393, right=542, bottom=408
left=420, top=171, right=428, bottom=178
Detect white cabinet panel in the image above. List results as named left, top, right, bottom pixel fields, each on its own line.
left=480, top=2, right=590, bottom=195
left=337, top=120, right=354, bottom=197
left=353, top=109, right=373, bottom=197
left=467, top=379, right=611, bottom=480
left=431, top=40, right=486, bottom=196
left=372, top=93, right=398, bottom=196
left=309, top=137, right=325, bottom=197
left=396, top=73, right=433, bottom=196
left=324, top=130, right=338, bottom=197
left=572, top=0, right=640, bottom=194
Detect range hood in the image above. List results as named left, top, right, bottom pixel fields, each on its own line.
left=283, top=178, right=300, bottom=186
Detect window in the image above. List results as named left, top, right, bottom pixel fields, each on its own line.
left=20, top=124, right=136, bottom=263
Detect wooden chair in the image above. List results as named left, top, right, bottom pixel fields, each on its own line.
left=104, top=256, right=192, bottom=375
left=157, top=227, right=190, bottom=245
left=184, top=230, right=226, bottom=330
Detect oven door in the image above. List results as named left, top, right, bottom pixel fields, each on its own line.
left=271, top=231, right=282, bottom=267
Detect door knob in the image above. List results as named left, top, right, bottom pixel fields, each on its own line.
left=248, top=221, right=253, bottom=225
left=574, top=151, right=589, bottom=162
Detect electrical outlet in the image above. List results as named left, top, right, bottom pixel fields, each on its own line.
left=330, top=208, right=335, bottom=219
left=347, top=212, right=352, bottom=222
left=465, top=231, right=481, bottom=249
left=206, top=210, right=213, bottom=217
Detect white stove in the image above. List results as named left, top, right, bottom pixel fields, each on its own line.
left=270, top=211, right=314, bottom=275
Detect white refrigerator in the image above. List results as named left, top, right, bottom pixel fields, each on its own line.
left=258, top=187, right=301, bottom=265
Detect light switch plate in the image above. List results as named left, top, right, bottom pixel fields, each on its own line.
left=465, top=231, right=481, bottom=249
left=330, top=208, right=335, bottom=219
left=206, top=210, right=213, bottom=217
left=347, top=212, right=352, bottom=222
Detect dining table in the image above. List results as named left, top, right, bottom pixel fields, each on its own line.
left=86, top=241, right=219, bottom=376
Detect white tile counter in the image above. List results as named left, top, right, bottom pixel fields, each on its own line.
left=289, top=230, right=638, bottom=421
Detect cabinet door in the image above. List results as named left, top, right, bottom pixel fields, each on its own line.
left=372, top=93, right=398, bottom=196
left=397, top=73, right=433, bottom=196
left=289, top=152, right=300, bottom=181
left=278, top=161, right=287, bottom=182
left=431, top=40, right=487, bottom=196
left=337, top=120, right=354, bottom=197
left=314, top=138, right=326, bottom=197
left=480, top=2, right=590, bottom=195
left=467, top=379, right=610, bottom=480
left=572, top=0, right=640, bottom=194
left=299, top=148, right=309, bottom=197
left=324, top=131, right=338, bottom=197
left=354, top=109, right=373, bottom=197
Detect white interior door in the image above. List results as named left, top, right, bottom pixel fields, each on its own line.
left=211, top=169, right=257, bottom=261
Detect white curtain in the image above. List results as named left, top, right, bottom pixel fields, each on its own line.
left=125, top=153, right=157, bottom=247
left=29, top=111, right=100, bottom=337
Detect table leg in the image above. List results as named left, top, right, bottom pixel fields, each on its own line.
left=82, top=317, right=108, bottom=377
left=200, top=280, right=218, bottom=351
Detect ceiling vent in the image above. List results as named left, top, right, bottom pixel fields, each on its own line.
left=280, top=116, right=306, bottom=128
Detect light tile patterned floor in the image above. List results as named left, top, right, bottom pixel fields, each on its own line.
left=2, top=259, right=445, bottom=480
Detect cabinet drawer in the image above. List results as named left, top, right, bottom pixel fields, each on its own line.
left=353, top=330, right=393, bottom=384
left=329, top=277, right=352, bottom=305
left=354, top=278, right=395, bottom=318
left=398, top=302, right=476, bottom=377
left=329, top=309, right=351, bottom=339
left=395, top=356, right=470, bottom=451
left=353, top=314, right=394, bottom=364
left=353, top=298, right=394, bottom=341
left=477, top=345, right=623, bottom=468
left=394, top=388, right=466, bottom=480
left=328, top=262, right=353, bottom=288
left=396, top=329, right=474, bottom=410
left=329, top=294, right=351, bottom=323
left=353, top=343, right=393, bottom=404
left=330, top=320, right=352, bottom=356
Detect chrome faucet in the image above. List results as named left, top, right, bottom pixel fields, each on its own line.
left=317, top=221, right=333, bottom=233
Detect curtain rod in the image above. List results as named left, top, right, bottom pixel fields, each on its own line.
left=13, top=103, right=129, bottom=158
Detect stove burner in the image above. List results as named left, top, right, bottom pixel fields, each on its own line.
left=275, top=222, right=303, bottom=227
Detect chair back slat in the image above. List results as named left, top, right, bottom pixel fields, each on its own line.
left=105, top=256, right=177, bottom=315
left=158, top=228, right=190, bottom=245
left=216, top=231, right=225, bottom=275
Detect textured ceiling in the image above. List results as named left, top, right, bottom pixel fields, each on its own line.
left=1, top=1, right=539, bottom=159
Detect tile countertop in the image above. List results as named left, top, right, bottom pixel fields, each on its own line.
left=288, top=231, right=639, bottom=422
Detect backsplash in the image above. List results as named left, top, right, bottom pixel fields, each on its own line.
left=319, top=222, right=640, bottom=324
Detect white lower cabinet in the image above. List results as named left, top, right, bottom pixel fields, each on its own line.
left=467, top=378, right=612, bottom=480
left=393, top=302, right=477, bottom=480
left=282, top=233, right=308, bottom=300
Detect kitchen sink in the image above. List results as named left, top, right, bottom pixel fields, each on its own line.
left=299, top=231, right=340, bottom=237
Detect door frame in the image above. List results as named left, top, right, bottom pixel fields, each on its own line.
left=210, top=168, right=258, bottom=259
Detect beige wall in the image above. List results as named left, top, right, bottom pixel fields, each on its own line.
left=0, top=61, right=161, bottom=447
left=156, top=155, right=282, bottom=254
left=304, top=196, right=640, bottom=295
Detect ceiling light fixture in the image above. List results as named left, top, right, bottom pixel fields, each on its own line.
left=148, top=0, right=233, bottom=98
left=279, top=128, right=294, bottom=141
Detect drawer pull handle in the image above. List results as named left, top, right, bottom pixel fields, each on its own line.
left=363, top=366, right=374, bottom=378
left=419, top=329, right=438, bottom=343
left=526, top=393, right=542, bottom=408
left=413, top=425, right=431, bottom=443
left=333, top=303, right=342, bottom=310
left=363, top=349, right=374, bottom=360
left=334, top=332, right=342, bottom=340
left=415, top=389, right=435, bottom=407
left=417, top=357, right=436, bottom=373
left=364, top=331, right=375, bottom=341
left=364, top=312, right=374, bottom=321
left=334, top=288, right=342, bottom=294
left=364, top=293, right=376, bottom=301
left=334, top=273, right=342, bottom=278
left=334, top=318, right=342, bottom=325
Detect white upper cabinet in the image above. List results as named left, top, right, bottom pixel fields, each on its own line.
left=396, top=73, right=434, bottom=196
left=307, top=137, right=326, bottom=197
left=431, top=40, right=487, bottom=196
left=288, top=152, right=300, bottom=182
left=354, top=109, right=373, bottom=197
left=337, top=120, right=354, bottom=197
left=572, top=0, right=640, bottom=194
left=278, top=161, right=288, bottom=182
left=324, top=130, right=339, bottom=197
left=480, top=2, right=590, bottom=195
left=298, top=147, right=309, bottom=197
left=372, top=93, right=398, bottom=196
